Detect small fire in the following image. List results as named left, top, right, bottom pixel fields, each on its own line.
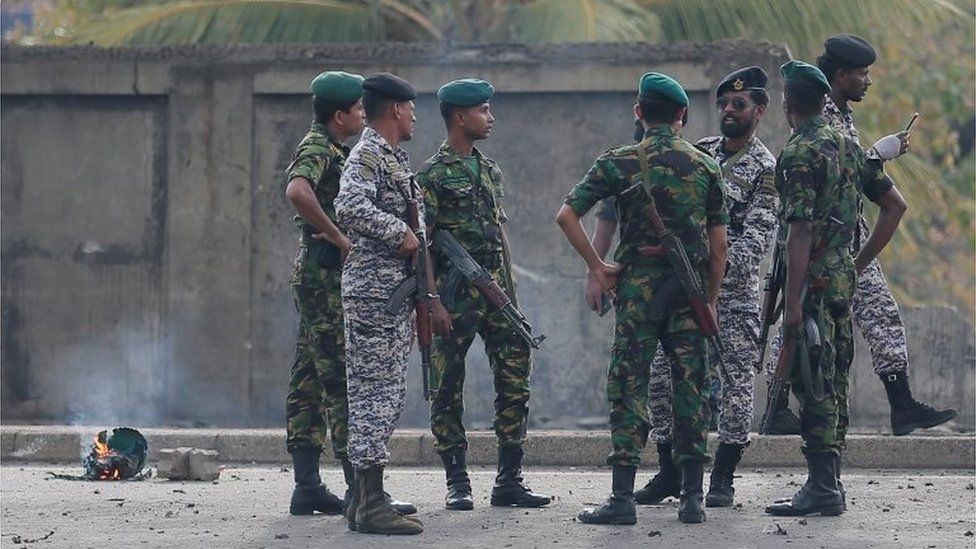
left=87, top=432, right=126, bottom=480
left=80, top=427, right=148, bottom=481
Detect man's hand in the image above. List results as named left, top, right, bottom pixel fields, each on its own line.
left=590, top=262, right=623, bottom=295
left=584, top=271, right=605, bottom=312
left=397, top=229, right=420, bottom=257
left=783, top=301, right=802, bottom=330
left=430, top=299, right=453, bottom=336
left=313, top=232, right=353, bottom=264
left=870, top=131, right=910, bottom=161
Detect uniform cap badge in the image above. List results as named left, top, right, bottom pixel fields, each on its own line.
left=733, top=78, right=744, bottom=91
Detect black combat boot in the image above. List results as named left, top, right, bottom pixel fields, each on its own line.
left=678, top=460, right=706, bottom=523
left=341, top=459, right=416, bottom=516
left=634, top=443, right=681, bottom=504
left=490, top=446, right=552, bottom=507
left=440, top=448, right=474, bottom=511
left=289, top=448, right=343, bottom=515
left=765, top=452, right=843, bottom=516
left=835, top=454, right=846, bottom=511
left=764, top=384, right=801, bottom=435
left=705, top=443, right=744, bottom=508
left=355, top=466, right=423, bottom=535
left=343, top=466, right=359, bottom=531
left=881, top=372, right=957, bottom=436
left=577, top=465, right=637, bottom=525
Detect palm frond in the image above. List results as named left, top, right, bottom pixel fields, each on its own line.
left=507, top=0, right=662, bottom=43
left=644, top=0, right=965, bottom=59
left=65, top=0, right=435, bottom=46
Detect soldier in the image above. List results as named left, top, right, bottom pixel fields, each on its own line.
left=617, top=67, right=776, bottom=508
left=557, top=72, right=728, bottom=525
left=417, top=78, right=551, bottom=511
left=764, top=34, right=957, bottom=436
left=765, top=61, right=903, bottom=516
left=284, top=71, right=410, bottom=517
left=335, top=72, right=451, bottom=535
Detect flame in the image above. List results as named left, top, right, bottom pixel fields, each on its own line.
left=93, top=435, right=111, bottom=459
left=92, top=434, right=123, bottom=480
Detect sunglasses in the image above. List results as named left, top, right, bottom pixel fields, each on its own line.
left=716, top=97, right=755, bottom=111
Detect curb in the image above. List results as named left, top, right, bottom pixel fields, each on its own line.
left=2, top=426, right=973, bottom=469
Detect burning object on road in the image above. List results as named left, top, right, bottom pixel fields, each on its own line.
left=84, top=427, right=149, bottom=480
left=48, top=427, right=151, bottom=481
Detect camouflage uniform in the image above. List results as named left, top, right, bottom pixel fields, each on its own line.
left=335, top=126, right=420, bottom=470
left=775, top=116, right=892, bottom=454
left=647, top=135, right=778, bottom=446
left=764, top=97, right=912, bottom=444
left=823, top=97, right=909, bottom=377
left=565, top=126, right=728, bottom=466
left=285, top=123, right=349, bottom=458
left=416, top=142, right=532, bottom=453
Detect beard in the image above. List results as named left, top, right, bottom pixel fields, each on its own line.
left=720, top=117, right=752, bottom=138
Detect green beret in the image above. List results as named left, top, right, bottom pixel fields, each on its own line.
left=437, top=78, right=494, bottom=107
left=639, top=72, right=688, bottom=107
left=309, top=71, right=364, bottom=102
left=780, top=60, right=831, bottom=94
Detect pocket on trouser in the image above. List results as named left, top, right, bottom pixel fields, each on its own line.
left=290, top=246, right=308, bottom=286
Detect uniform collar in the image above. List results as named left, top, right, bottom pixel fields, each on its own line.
left=824, top=96, right=853, bottom=117
left=362, top=126, right=399, bottom=154
left=795, top=115, right=827, bottom=134
left=640, top=125, right=676, bottom=141
left=436, top=140, right=485, bottom=163
left=310, top=121, right=350, bottom=152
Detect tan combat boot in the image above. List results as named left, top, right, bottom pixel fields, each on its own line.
left=354, top=466, right=423, bottom=535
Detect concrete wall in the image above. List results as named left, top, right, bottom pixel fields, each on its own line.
left=1, top=43, right=971, bottom=432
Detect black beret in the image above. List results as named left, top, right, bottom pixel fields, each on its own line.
left=823, top=34, right=876, bottom=68
left=716, top=66, right=768, bottom=97
left=363, top=72, right=417, bottom=101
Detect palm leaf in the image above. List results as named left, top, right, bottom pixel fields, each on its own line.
left=505, top=0, right=662, bottom=43
left=644, top=0, right=965, bottom=59
left=65, top=0, right=436, bottom=45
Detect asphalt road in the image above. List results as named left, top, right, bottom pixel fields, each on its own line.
left=2, top=465, right=974, bottom=548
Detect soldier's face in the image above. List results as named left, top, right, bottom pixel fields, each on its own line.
left=717, top=91, right=764, bottom=138
left=395, top=100, right=417, bottom=141
left=838, top=66, right=872, bottom=102
left=459, top=103, right=494, bottom=140
left=338, top=99, right=366, bottom=137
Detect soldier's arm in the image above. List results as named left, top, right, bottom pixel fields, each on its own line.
left=557, top=156, right=623, bottom=293
left=285, top=176, right=349, bottom=248
left=335, top=151, right=409, bottom=249
left=706, top=224, right=728, bottom=307
left=584, top=200, right=618, bottom=311
left=726, top=169, right=779, bottom=280
left=704, top=162, right=730, bottom=305
left=784, top=221, right=812, bottom=328
left=853, top=152, right=904, bottom=272
left=854, top=185, right=906, bottom=273
left=779, top=152, right=817, bottom=328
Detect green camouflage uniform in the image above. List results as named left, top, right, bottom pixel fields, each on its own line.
left=775, top=116, right=892, bottom=455
left=417, top=142, right=531, bottom=453
left=285, top=122, right=350, bottom=458
left=564, top=125, right=728, bottom=466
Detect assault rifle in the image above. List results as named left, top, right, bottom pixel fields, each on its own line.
left=756, top=228, right=786, bottom=375
left=758, top=219, right=841, bottom=434
left=384, top=181, right=439, bottom=401
left=430, top=230, right=545, bottom=349
left=636, top=149, right=729, bottom=381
